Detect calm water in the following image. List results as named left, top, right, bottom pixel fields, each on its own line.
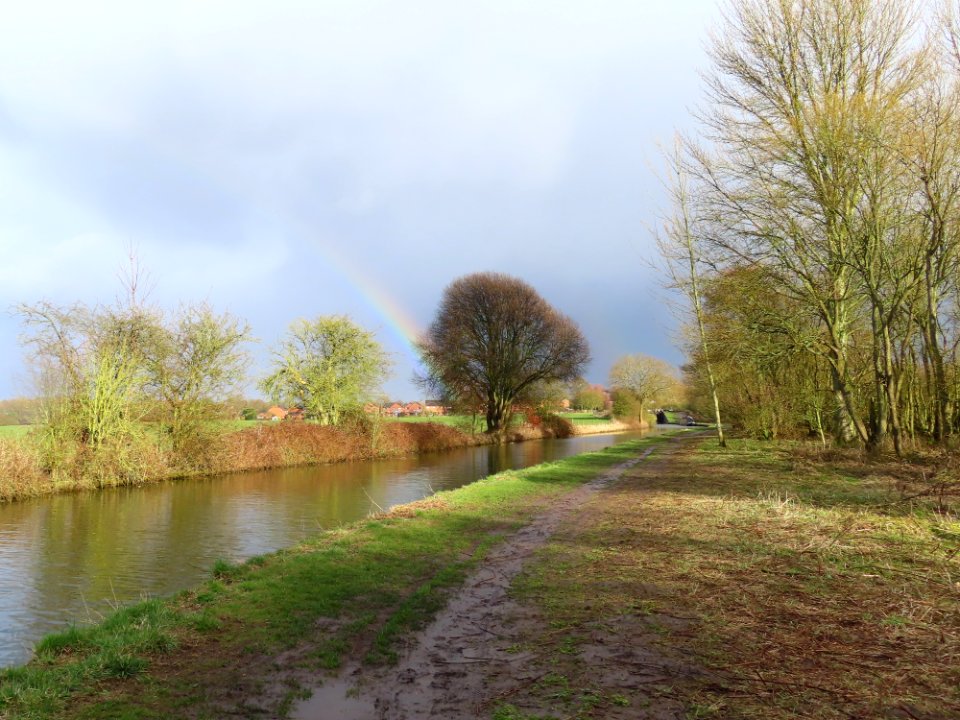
left=0, top=430, right=651, bottom=667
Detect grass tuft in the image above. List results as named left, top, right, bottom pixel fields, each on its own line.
left=211, top=558, right=238, bottom=580
left=101, top=654, right=148, bottom=679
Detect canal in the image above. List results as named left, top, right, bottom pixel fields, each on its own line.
left=0, top=429, right=653, bottom=667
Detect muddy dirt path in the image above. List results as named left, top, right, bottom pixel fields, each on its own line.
left=292, top=435, right=700, bottom=719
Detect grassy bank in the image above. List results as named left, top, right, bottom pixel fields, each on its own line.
left=0, top=434, right=675, bottom=720
left=388, top=412, right=623, bottom=430
left=0, top=416, right=586, bottom=504
left=506, top=438, right=960, bottom=719
left=0, top=425, right=33, bottom=439
left=562, top=412, right=610, bottom=425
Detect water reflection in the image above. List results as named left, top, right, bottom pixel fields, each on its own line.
left=0, top=430, right=649, bottom=667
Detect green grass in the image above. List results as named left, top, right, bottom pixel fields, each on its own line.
left=208, top=419, right=260, bottom=433
left=0, top=425, right=34, bottom=440
left=386, top=414, right=470, bottom=425
left=562, top=412, right=611, bottom=425
left=391, top=412, right=622, bottom=429
left=386, top=414, right=521, bottom=431
left=0, top=433, right=679, bottom=720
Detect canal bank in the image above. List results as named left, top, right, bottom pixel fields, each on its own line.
left=0, top=416, right=635, bottom=506
left=0, top=427, right=664, bottom=669
left=0, top=431, right=687, bottom=719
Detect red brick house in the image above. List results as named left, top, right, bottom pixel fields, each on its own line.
left=257, top=406, right=288, bottom=421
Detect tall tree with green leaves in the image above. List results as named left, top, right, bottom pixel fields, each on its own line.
left=685, top=0, right=925, bottom=447
left=260, top=316, right=391, bottom=426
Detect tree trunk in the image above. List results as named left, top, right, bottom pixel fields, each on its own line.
left=921, top=262, right=950, bottom=442
left=883, top=326, right=903, bottom=458
left=830, top=365, right=866, bottom=445
left=486, top=392, right=511, bottom=435
left=867, top=306, right=888, bottom=452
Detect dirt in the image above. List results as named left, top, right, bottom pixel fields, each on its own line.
left=291, top=436, right=703, bottom=720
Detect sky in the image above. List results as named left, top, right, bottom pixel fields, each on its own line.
left=0, top=0, right=721, bottom=401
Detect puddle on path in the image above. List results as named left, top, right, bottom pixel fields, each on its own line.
left=290, top=675, right=375, bottom=720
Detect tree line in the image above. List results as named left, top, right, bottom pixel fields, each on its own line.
left=16, top=291, right=393, bottom=469
left=15, top=266, right=684, bottom=482
left=14, top=271, right=574, bottom=476
left=661, top=0, right=960, bottom=453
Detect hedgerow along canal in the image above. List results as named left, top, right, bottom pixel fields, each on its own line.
left=0, top=429, right=656, bottom=667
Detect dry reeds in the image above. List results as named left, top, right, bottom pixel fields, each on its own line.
left=0, top=438, right=49, bottom=501
left=0, top=419, right=572, bottom=504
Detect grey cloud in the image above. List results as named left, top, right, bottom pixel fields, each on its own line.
left=0, top=0, right=719, bottom=400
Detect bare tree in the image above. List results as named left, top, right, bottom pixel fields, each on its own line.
left=689, top=0, right=925, bottom=446
left=418, top=273, right=590, bottom=434
left=608, top=354, right=677, bottom=426
left=903, top=69, right=960, bottom=441
left=657, top=145, right=726, bottom=446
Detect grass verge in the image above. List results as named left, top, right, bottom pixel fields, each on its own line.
left=0, top=425, right=33, bottom=440
left=563, top=413, right=610, bottom=425
left=509, top=438, right=960, bottom=719
left=0, top=434, right=675, bottom=720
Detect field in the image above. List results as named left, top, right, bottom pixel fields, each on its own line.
left=0, top=425, right=33, bottom=440
left=387, top=414, right=512, bottom=432
left=387, top=414, right=470, bottom=426
left=208, top=419, right=261, bottom=432
left=0, top=413, right=620, bottom=441
left=562, top=411, right=611, bottom=425
left=389, top=412, right=615, bottom=428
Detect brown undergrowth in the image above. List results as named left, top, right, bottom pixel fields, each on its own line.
left=787, top=442, right=960, bottom=515
left=511, top=438, right=960, bottom=720
left=0, top=438, right=49, bottom=500
left=0, top=419, right=577, bottom=503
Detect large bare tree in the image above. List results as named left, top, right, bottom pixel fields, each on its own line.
left=419, top=273, right=590, bottom=434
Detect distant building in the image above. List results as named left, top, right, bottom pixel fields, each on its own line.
left=285, top=407, right=305, bottom=422
left=424, top=400, right=446, bottom=415
left=257, top=406, right=288, bottom=421
left=386, top=402, right=404, bottom=417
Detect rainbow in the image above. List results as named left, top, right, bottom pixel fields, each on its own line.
left=313, top=236, right=425, bottom=365
left=150, top=140, right=427, bottom=365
